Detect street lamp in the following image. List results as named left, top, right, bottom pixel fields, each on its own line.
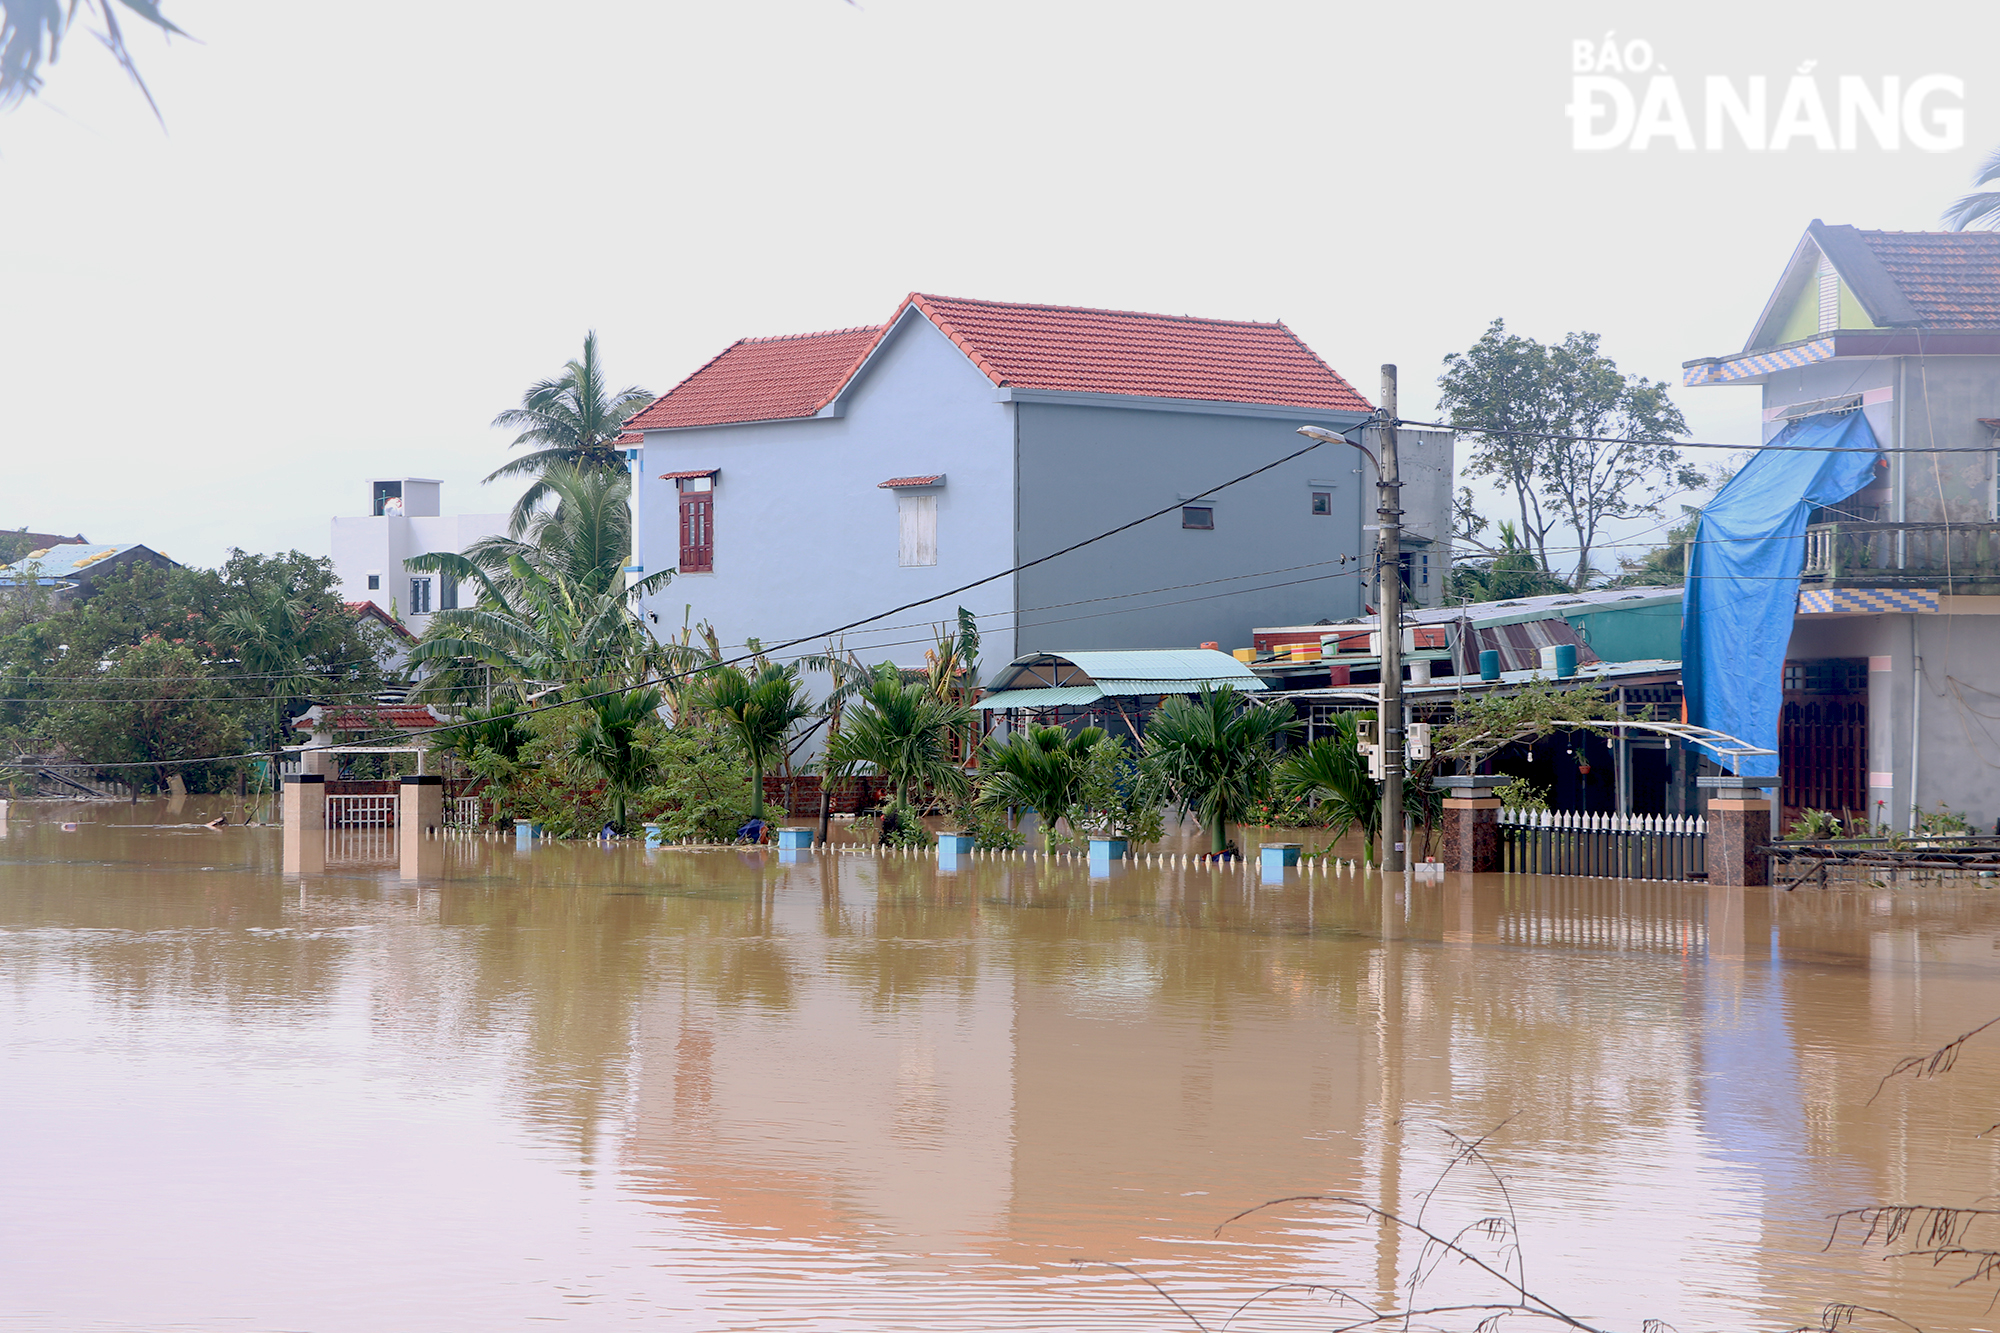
left=1299, top=370, right=1406, bottom=872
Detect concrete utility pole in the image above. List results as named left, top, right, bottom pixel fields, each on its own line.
left=1378, top=365, right=1406, bottom=874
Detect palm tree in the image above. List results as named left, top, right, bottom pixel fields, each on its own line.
left=571, top=685, right=663, bottom=832
left=1276, top=718, right=1382, bottom=864
left=1142, top=686, right=1298, bottom=854
left=406, top=467, right=673, bottom=696
left=976, top=724, right=1105, bottom=852
left=695, top=662, right=813, bottom=820
left=1944, top=146, right=2000, bottom=231
left=824, top=666, right=973, bottom=809
left=487, top=332, right=654, bottom=531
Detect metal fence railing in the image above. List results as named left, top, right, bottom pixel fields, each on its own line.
left=1499, top=808, right=1707, bottom=881
left=446, top=795, right=481, bottom=828
left=326, top=793, right=397, bottom=828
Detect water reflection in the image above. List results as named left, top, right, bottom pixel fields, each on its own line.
left=3, top=801, right=1999, bottom=1331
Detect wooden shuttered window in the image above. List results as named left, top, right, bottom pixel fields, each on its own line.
left=897, top=492, right=937, bottom=567
left=678, top=477, right=714, bottom=572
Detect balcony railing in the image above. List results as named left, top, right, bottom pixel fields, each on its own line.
left=1801, top=521, right=2000, bottom=589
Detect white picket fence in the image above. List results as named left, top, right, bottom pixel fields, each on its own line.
left=1499, top=807, right=1707, bottom=881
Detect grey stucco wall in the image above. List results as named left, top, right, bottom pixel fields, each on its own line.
left=634, top=313, right=1017, bottom=670
left=1013, top=401, right=1385, bottom=654
left=1759, top=355, right=1998, bottom=522
left=1784, top=609, right=2000, bottom=832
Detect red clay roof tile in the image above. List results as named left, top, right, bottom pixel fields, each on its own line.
left=297, top=706, right=441, bottom=733
left=1858, top=230, right=2000, bottom=328
left=626, top=294, right=1370, bottom=432
left=878, top=475, right=945, bottom=489
left=904, top=293, right=1372, bottom=411
left=625, top=326, right=883, bottom=431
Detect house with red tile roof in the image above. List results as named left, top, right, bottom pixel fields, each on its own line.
left=626, top=293, right=1450, bottom=666
left=1682, top=220, right=2000, bottom=836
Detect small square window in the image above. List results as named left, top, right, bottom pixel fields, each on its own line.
left=1311, top=491, right=1332, bottom=516
left=366, top=574, right=380, bottom=590
left=1182, top=506, right=1214, bottom=530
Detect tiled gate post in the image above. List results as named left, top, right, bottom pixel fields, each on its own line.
left=400, top=774, right=443, bottom=880
left=1435, top=776, right=1503, bottom=873
left=1698, top=775, right=1773, bottom=887
left=282, top=773, right=326, bottom=874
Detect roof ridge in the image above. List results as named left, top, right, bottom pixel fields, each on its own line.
left=913, top=291, right=1288, bottom=330
left=741, top=323, right=888, bottom=345
left=1848, top=226, right=2000, bottom=238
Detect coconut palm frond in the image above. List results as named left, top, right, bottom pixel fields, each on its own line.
left=976, top=725, right=1104, bottom=851
left=1142, top=686, right=1299, bottom=852
left=486, top=332, right=653, bottom=530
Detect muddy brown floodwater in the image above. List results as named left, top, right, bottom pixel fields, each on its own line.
left=4, top=800, right=2000, bottom=1332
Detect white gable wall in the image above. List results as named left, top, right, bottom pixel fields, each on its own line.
left=635, top=311, right=1018, bottom=672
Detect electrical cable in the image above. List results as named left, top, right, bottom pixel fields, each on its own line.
left=0, top=428, right=1355, bottom=770
left=1401, top=417, right=1998, bottom=453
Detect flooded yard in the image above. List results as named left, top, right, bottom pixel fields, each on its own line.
left=4, top=799, right=2000, bottom=1331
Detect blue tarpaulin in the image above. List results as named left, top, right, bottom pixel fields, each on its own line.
left=1682, top=413, right=1882, bottom=776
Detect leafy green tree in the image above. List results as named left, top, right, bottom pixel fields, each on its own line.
left=46, top=636, right=246, bottom=791
left=976, top=724, right=1104, bottom=852
left=0, top=551, right=386, bottom=762
left=1438, top=318, right=1699, bottom=588
left=824, top=665, right=973, bottom=809
left=486, top=333, right=653, bottom=531
left=1068, top=732, right=1164, bottom=845
left=1447, top=520, right=1573, bottom=603
left=1431, top=676, right=1618, bottom=769
left=1142, top=687, right=1298, bottom=854
left=633, top=720, right=756, bottom=842
left=571, top=685, right=663, bottom=832
left=210, top=550, right=392, bottom=748
left=694, top=661, right=813, bottom=820
left=1611, top=507, right=1703, bottom=588
left=439, top=700, right=532, bottom=765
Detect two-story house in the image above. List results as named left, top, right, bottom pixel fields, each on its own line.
left=625, top=293, right=1449, bottom=668
left=1684, top=221, right=2000, bottom=833
left=329, top=478, right=506, bottom=633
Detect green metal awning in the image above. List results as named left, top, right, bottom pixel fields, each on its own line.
left=972, top=686, right=1106, bottom=711
left=1091, top=677, right=1267, bottom=695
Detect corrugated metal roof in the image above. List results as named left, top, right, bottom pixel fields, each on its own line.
left=0, top=543, right=152, bottom=579
left=1253, top=589, right=1680, bottom=638
left=990, top=648, right=1261, bottom=691
left=973, top=686, right=1105, bottom=711
left=1093, top=677, right=1268, bottom=695
left=1268, top=657, right=1683, bottom=703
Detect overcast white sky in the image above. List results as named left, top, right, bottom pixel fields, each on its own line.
left=3, top=0, right=1994, bottom=578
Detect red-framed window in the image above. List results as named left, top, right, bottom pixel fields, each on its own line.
left=678, top=477, right=713, bottom=572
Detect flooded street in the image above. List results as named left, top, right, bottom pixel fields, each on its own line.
left=5, top=801, right=2000, bottom=1332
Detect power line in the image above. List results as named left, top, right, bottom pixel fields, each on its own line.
left=1407, top=416, right=1998, bottom=453
left=1, top=431, right=1345, bottom=771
